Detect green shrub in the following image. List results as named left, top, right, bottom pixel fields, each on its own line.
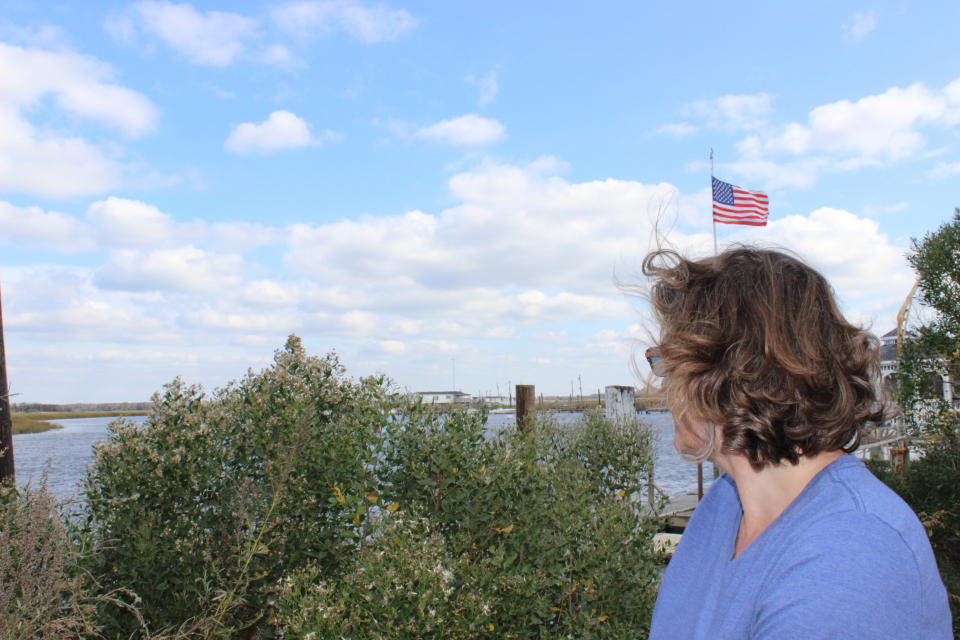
left=80, top=336, right=664, bottom=638
left=277, top=408, right=662, bottom=639
left=81, top=336, right=393, bottom=638
left=275, top=514, right=494, bottom=639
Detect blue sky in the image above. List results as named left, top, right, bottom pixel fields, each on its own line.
left=1, top=1, right=958, bottom=402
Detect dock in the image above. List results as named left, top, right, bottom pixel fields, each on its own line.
left=660, top=492, right=699, bottom=533
left=651, top=493, right=700, bottom=557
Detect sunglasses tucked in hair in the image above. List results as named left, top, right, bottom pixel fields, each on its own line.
left=645, top=346, right=664, bottom=377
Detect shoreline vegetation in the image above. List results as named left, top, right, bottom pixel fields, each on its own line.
left=8, top=397, right=666, bottom=435
left=11, top=408, right=151, bottom=435
left=11, top=414, right=62, bottom=434
left=1, top=338, right=664, bottom=638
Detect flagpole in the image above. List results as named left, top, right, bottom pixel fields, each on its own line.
left=701, top=149, right=719, bottom=503
left=710, top=148, right=717, bottom=255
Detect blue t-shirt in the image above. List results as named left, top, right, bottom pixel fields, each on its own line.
left=649, top=455, right=952, bottom=639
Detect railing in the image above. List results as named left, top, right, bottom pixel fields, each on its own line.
left=857, top=430, right=915, bottom=470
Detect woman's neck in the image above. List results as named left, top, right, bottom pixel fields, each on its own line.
left=715, top=449, right=844, bottom=557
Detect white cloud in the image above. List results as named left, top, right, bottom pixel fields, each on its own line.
left=0, top=42, right=158, bottom=198
left=240, top=280, right=301, bottom=307
left=753, top=83, right=946, bottom=160
left=0, top=43, right=157, bottom=137
left=0, top=201, right=94, bottom=252
left=104, top=13, right=136, bottom=42
left=654, top=123, right=698, bottom=137
left=0, top=161, right=910, bottom=352
left=336, top=0, right=416, bottom=42
left=261, top=43, right=301, bottom=67
left=0, top=22, right=68, bottom=48
left=930, top=160, right=960, bottom=178
left=847, top=10, right=878, bottom=42
left=725, top=78, right=960, bottom=188
left=862, top=201, right=909, bottom=217
left=724, top=157, right=826, bottom=190
left=87, top=197, right=177, bottom=246
left=686, top=93, right=773, bottom=131
left=1, top=265, right=177, bottom=345
left=286, top=158, right=679, bottom=312
left=95, top=246, right=244, bottom=293
left=0, top=111, right=118, bottom=198
left=0, top=158, right=920, bottom=401
left=379, top=340, right=406, bottom=354
left=0, top=195, right=285, bottom=253
left=225, top=110, right=338, bottom=155
left=9, top=299, right=165, bottom=336
left=210, top=221, right=287, bottom=252
left=112, top=1, right=257, bottom=66
left=183, top=309, right=299, bottom=332
left=278, top=158, right=915, bottom=348
left=271, top=0, right=417, bottom=43
left=338, top=310, right=377, bottom=335
left=465, top=70, right=499, bottom=106
left=208, top=85, right=237, bottom=100
left=415, top=114, right=506, bottom=146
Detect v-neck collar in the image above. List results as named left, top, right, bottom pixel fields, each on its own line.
left=725, top=454, right=851, bottom=563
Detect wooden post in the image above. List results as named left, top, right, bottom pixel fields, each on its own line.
left=604, top=385, right=635, bottom=425
left=0, top=284, right=14, bottom=484
left=648, top=469, right=656, bottom=508
left=516, top=384, right=535, bottom=432
left=606, top=386, right=656, bottom=507
left=697, top=463, right=704, bottom=501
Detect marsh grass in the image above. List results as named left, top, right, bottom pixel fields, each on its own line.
left=11, top=410, right=150, bottom=435
left=11, top=414, right=62, bottom=434
left=19, top=410, right=149, bottom=420
left=0, top=478, right=97, bottom=639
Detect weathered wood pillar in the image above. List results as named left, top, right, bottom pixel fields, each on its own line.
left=605, top=385, right=657, bottom=507
left=516, top=384, right=535, bottom=432
left=0, top=284, right=14, bottom=484
left=604, top=385, right=635, bottom=425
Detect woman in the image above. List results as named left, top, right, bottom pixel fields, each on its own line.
left=643, top=247, right=951, bottom=639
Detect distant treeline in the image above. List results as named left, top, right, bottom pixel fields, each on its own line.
left=12, top=401, right=152, bottom=413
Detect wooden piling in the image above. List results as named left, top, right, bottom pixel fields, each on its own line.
left=604, top=385, right=635, bottom=425
left=0, top=283, right=14, bottom=484
left=605, top=386, right=656, bottom=507
left=516, top=384, right=535, bottom=431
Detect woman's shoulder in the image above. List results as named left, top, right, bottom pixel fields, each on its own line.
left=778, top=455, right=947, bottom=611
left=756, top=458, right=952, bottom=638
left=807, top=455, right=928, bottom=552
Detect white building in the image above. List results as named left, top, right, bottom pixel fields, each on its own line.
left=414, top=390, right=472, bottom=404
left=879, top=328, right=956, bottom=409
left=879, top=328, right=898, bottom=394
left=478, top=394, right=510, bottom=405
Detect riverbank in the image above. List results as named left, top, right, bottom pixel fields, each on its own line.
left=12, top=410, right=149, bottom=435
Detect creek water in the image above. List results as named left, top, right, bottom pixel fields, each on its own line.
left=13, top=411, right=714, bottom=502
left=12, top=415, right=149, bottom=502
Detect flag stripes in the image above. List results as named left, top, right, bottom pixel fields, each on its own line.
left=711, top=177, right=769, bottom=226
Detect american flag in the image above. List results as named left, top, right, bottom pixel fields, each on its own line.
left=712, top=177, right=769, bottom=226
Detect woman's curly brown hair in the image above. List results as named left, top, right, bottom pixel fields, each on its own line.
left=643, top=246, right=888, bottom=470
